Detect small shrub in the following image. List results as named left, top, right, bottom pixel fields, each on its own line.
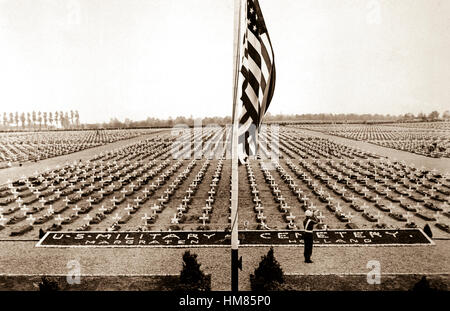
left=410, top=276, right=447, bottom=291
left=196, top=225, right=210, bottom=230
left=39, top=229, right=45, bottom=239
left=177, top=251, right=210, bottom=291
left=38, top=276, right=60, bottom=291
left=412, top=276, right=433, bottom=291
left=423, top=224, right=433, bottom=238
left=250, top=247, right=285, bottom=291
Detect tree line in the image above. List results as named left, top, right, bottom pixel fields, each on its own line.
left=264, top=111, right=448, bottom=123
left=1, top=111, right=80, bottom=130
left=2, top=109, right=448, bottom=131
left=90, top=110, right=449, bottom=129
left=85, top=116, right=233, bottom=129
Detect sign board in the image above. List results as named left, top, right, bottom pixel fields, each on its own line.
left=36, top=229, right=434, bottom=247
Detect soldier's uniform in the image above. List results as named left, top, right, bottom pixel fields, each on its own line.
left=303, top=211, right=318, bottom=263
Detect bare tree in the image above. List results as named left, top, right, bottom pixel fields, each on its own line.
left=443, top=110, right=450, bottom=120
left=8, top=112, right=13, bottom=127
left=14, top=112, right=19, bottom=128
left=38, top=111, right=42, bottom=130
left=60, top=111, right=64, bottom=127
left=70, top=110, right=74, bottom=127
left=428, top=111, right=439, bottom=120
left=43, top=112, right=48, bottom=129
left=20, top=112, right=25, bottom=128
left=55, top=111, right=59, bottom=128
left=64, top=111, right=69, bottom=128
left=75, top=110, right=80, bottom=128
left=49, top=112, right=53, bottom=128
left=26, top=112, right=31, bottom=128
left=32, top=111, right=36, bottom=129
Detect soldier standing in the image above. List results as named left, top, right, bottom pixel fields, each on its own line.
left=303, top=210, right=318, bottom=263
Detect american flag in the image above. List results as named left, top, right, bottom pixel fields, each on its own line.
left=238, top=0, right=276, bottom=163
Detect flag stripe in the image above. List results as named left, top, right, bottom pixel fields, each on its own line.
left=246, top=41, right=261, bottom=69
left=241, top=91, right=259, bottom=122
left=237, top=0, right=276, bottom=163
left=246, top=67, right=260, bottom=99
left=260, top=34, right=273, bottom=64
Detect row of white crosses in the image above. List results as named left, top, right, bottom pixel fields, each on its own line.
left=0, top=209, right=7, bottom=227
left=172, top=159, right=209, bottom=225
left=267, top=160, right=323, bottom=230
left=52, top=204, right=79, bottom=226
left=338, top=150, right=448, bottom=225
left=200, top=158, right=224, bottom=227
left=5, top=136, right=165, bottom=196
left=3, top=162, right=84, bottom=214
left=327, top=160, right=368, bottom=221
left=0, top=130, right=143, bottom=162
left=285, top=160, right=313, bottom=210
left=204, top=130, right=232, bottom=224
left=370, top=159, right=443, bottom=201
left=162, top=159, right=197, bottom=224
left=0, top=137, right=173, bottom=228
left=0, top=199, right=56, bottom=227
left=201, top=127, right=226, bottom=160
left=286, top=126, right=448, bottom=191
left=175, top=127, right=212, bottom=159
left=121, top=159, right=178, bottom=224
left=103, top=158, right=175, bottom=226
left=242, top=160, right=268, bottom=229
left=342, top=165, right=409, bottom=223
left=279, top=129, right=375, bottom=160
left=195, top=131, right=219, bottom=220
left=287, top=159, right=357, bottom=224
left=90, top=154, right=163, bottom=226
left=271, top=162, right=292, bottom=210
left=176, top=130, right=226, bottom=226
left=283, top=160, right=336, bottom=227
left=269, top=160, right=303, bottom=230
left=301, top=154, right=416, bottom=225
left=274, top=132, right=320, bottom=159
left=45, top=144, right=171, bottom=230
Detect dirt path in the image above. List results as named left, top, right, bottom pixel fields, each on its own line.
left=300, top=129, right=450, bottom=173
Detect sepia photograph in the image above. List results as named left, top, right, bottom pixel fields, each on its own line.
left=0, top=0, right=449, bottom=303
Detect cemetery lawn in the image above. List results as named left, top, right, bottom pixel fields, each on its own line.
left=0, top=133, right=159, bottom=185
left=0, top=240, right=448, bottom=290
left=0, top=126, right=449, bottom=290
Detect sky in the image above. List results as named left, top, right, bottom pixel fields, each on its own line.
left=0, top=0, right=449, bottom=123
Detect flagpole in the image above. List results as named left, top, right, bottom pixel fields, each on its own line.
left=231, top=0, right=243, bottom=292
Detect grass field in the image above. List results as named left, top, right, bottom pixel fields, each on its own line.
left=0, top=124, right=449, bottom=290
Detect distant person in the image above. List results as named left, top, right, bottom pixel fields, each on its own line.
left=423, top=224, right=432, bottom=239
left=303, top=210, right=319, bottom=263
